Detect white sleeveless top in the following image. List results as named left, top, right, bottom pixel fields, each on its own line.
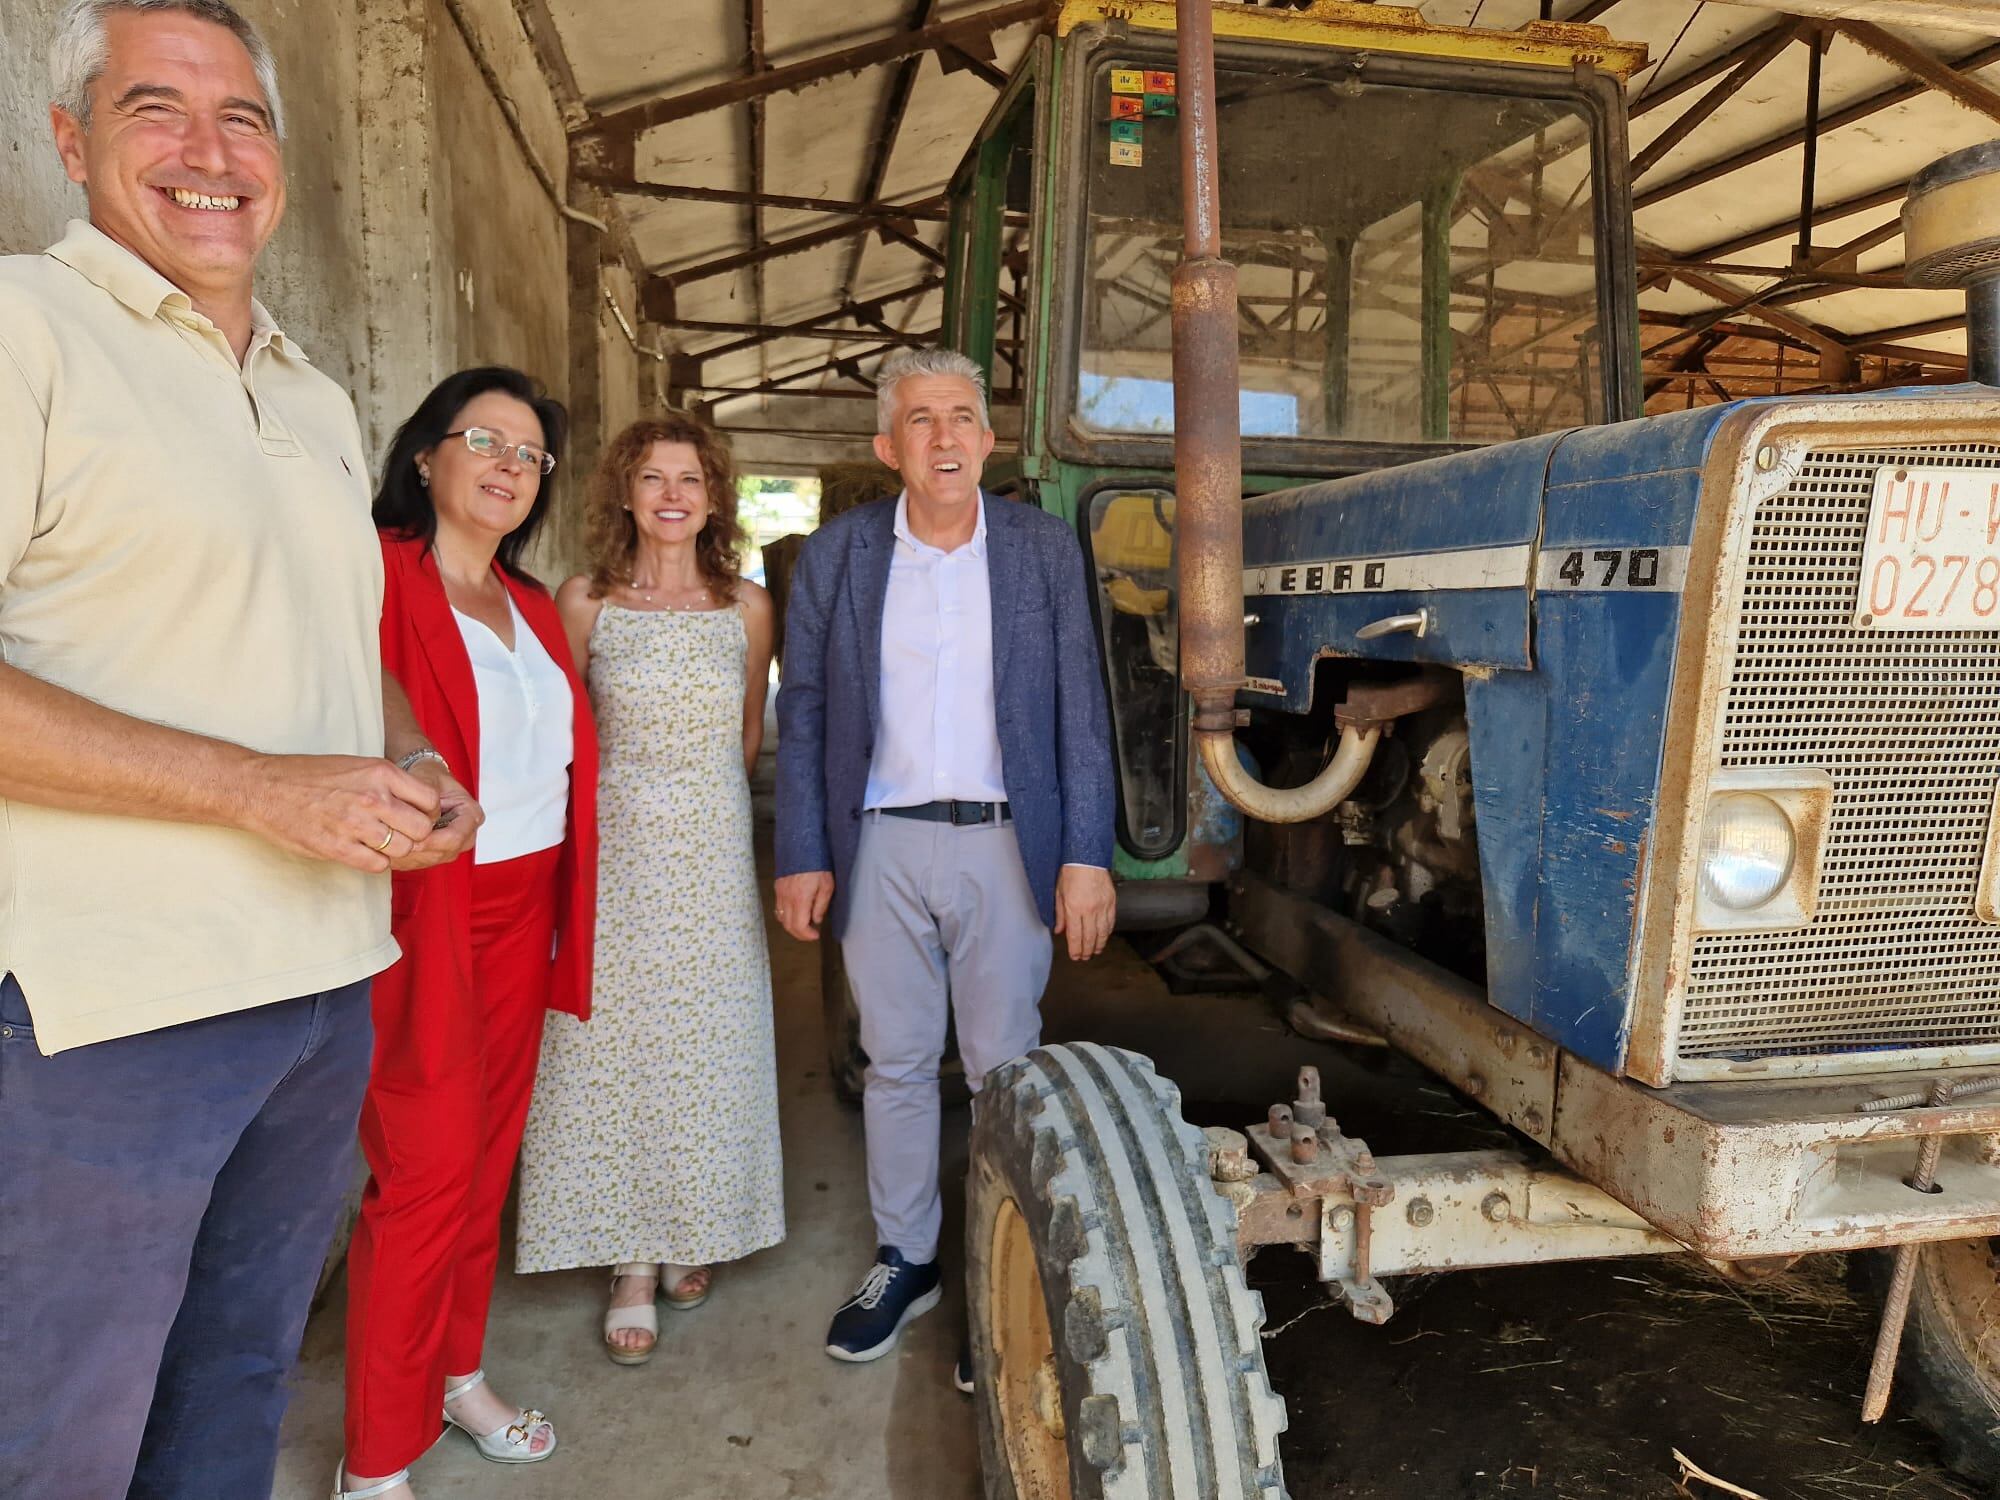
left=453, top=594, right=575, bottom=864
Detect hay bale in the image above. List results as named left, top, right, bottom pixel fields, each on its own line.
left=817, top=461, right=898, bottom=523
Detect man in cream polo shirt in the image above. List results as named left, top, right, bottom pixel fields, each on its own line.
left=0, top=5, right=480, bottom=1497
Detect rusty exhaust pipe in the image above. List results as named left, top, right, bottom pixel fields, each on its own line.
left=1172, top=0, right=1378, bottom=823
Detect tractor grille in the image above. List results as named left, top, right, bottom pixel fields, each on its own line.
left=1679, top=441, right=2000, bottom=1068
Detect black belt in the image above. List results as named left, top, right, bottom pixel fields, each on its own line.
left=879, top=799, right=1012, bottom=826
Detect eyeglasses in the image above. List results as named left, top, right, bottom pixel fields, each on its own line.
left=446, top=427, right=556, bottom=476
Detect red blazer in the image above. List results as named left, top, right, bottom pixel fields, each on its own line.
left=375, top=534, right=598, bottom=1073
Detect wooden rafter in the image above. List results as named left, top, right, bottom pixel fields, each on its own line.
left=575, top=0, right=1047, bottom=144
left=839, top=0, right=941, bottom=311
left=1835, top=21, right=2000, bottom=126
left=684, top=277, right=943, bottom=361
left=1691, top=180, right=1905, bottom=263
left=1630, top=21, right=1798, bottom=123
left=1629, top=20, right=1803, bottom=182
left=672, top=319, right=940, bottom=346
left=579, top=176, right=954, bottom=220
left=747, top=0, right=768, bottom=388
left=654, top=197, right=947, bottom=289
left=1635, top=38, right=2000, bottom=211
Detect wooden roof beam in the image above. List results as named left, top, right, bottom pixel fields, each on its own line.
left=579, top=176, right=953, bottom=220
left=683, top=277, right=943, bottom=360
left=1833, top=21, right=2000, bottom=126
left=1634, top=37, right=2000, bottom=212
left=1630, top=22, right=1800, bottom=123
left=652, top=197, right=945, bottom=291
left=1712, top=1, right=2000, bottom=34
left=1688, top=180, right=1906, bottom=264
left=840, top=0, right=940, bottom=310
left=575, top=0, right=1047, bottom=144
left=1630, top=20, right=1805, bottom=182
left=704, top=337, right=923, bottom=407
left=673, top=319, right=937, bottom=345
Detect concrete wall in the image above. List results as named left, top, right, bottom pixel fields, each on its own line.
left=1, top=0, right=373, bottom=392
left=0, top=0, right=646, bottom=579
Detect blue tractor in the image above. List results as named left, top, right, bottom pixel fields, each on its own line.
left=938, top=4, right=2000, bottom=1496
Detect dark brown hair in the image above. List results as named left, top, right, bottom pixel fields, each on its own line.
left=373, top=366, right=568, bottom=582
left=584, top=414, right=743, bottom=598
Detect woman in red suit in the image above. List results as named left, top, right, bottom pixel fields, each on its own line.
left=335, top=367, right=599, bottom=1500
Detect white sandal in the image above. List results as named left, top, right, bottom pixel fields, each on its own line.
left=331, top=1461, right=411, bottom=1498
left=440, top=1369, right=556, bottom=1464
left=604, top=1262, right=660, bottom=1365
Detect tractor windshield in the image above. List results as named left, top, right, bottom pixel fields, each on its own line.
left=1073, top=56, right=1610, bottom=447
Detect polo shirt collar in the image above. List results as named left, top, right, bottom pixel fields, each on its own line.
left=891, top=489, right=987, bottom=559
left=46, top=218, right=308, bottom=361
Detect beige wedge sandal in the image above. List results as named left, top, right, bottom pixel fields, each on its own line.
left=603, top=1262, right=660, bottom=1365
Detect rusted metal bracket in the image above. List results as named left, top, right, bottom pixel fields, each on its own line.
left=1334, top=672, right=1452, bottom=733
left=1242, top=1067, right=1400, bottom=1322
left=1862, top=1078, right=1956, bottom=1423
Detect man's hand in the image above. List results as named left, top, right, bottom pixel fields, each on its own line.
left=1054, top=865, right=1117, bottom=962
left=775, top=871, right=835, bottom=942
left=389, top=758, right=484, bottom=872
left=237, top=755, right=445, bottom=873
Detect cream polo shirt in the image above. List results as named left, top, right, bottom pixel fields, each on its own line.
left=0, top=221, right=397, bottom=1055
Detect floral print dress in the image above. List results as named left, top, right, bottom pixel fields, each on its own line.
left=515, top=602, right=785, bottom=1272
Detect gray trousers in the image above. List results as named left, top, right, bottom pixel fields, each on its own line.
left=841, top=812, right=1053, bottom=1263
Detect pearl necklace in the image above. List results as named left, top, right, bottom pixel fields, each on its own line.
left=628, top=579, right=715, bottom=612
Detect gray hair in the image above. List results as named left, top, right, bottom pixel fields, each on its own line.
left=53, top=0, right=285, bottom=140
left=875, top=346, right=990, bottom=435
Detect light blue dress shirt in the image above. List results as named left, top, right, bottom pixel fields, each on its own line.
left=864, top=492, right=1009, bottom=809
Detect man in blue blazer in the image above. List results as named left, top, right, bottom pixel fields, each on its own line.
left=775, top=348, right=1116, bottom=1382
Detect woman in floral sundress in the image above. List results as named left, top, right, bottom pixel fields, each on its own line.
left=514, top=414, right=784, bottom=1365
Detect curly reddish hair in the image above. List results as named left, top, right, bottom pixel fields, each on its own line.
left=583, top=414, right=745, bottom=597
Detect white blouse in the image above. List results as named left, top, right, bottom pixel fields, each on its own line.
left=453, top=595, right=575, bottom=865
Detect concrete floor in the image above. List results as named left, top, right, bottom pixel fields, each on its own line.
left=274, top=765, right=988, bottom=1500
left=273, top=726, right=1350, bottom=1500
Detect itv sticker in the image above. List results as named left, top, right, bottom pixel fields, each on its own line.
left=1109, top=140, right=1144, bottom=168
left=1110, top=95, right=1144, bottom=119
left=1109, top=119, right=1143, bottom=144
left=1110, top=68, right=1144, bottom=94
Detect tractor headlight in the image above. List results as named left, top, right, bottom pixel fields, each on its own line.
left=1698, top=794, right=1795, bottom=911
left=1692, top=769, right=1833, bottom=933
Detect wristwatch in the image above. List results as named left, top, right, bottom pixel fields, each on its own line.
left=398, top=747, right=451, bottom=777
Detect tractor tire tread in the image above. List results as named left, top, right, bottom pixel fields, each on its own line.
left=971, top=1043, right=1289, bottom=1500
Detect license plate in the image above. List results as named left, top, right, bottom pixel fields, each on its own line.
left=1855, top=464, right=2000, bottom=630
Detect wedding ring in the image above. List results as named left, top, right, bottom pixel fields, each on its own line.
left=373, top=828, right=395, bottom=853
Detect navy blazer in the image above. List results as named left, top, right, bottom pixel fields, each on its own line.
left=775, top=492, right=1116, bottom=939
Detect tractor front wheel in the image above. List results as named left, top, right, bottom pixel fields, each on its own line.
left=967, top=1042, right=1289, bottom=1499
left=1891, top=1236, right=2000, bottom=1483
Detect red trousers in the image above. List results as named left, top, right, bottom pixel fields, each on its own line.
left=343, top=847, right=560, bottom=1474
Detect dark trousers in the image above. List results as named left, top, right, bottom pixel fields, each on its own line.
left=0, top=972, right=373, bottom=1500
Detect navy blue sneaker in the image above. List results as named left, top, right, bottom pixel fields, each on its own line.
left=953, top=1334, right=973, bottom=1395
left=825, top=1247, right=942, bottom=1362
